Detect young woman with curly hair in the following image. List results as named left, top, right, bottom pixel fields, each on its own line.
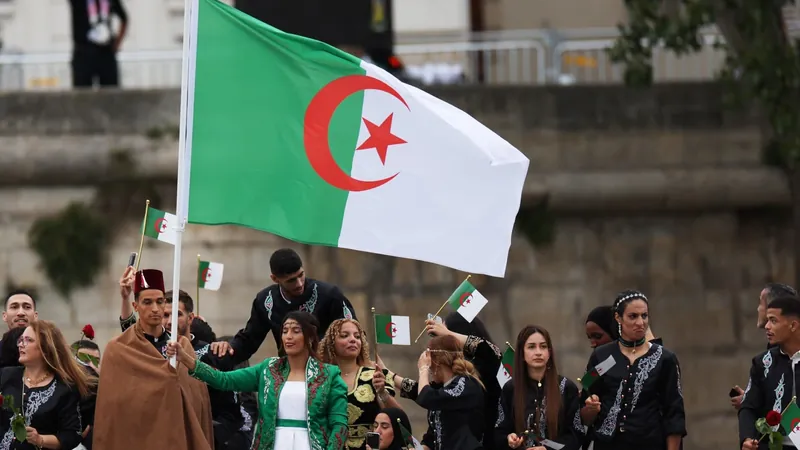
left=318, top=319, right=403, bottom=450
left=415, top=334, right=485, bottom=450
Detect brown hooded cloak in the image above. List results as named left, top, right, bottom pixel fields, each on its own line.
left=93, top=325, right=214, bottom=450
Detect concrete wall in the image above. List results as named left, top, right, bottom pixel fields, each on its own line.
left=0, top=83, right=787, bottom=449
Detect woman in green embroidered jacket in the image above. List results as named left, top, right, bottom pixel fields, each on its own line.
left=166, top=311, right=349, bottom=450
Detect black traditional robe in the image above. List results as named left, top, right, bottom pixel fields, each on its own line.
left=416, top=375, right=485, bottom=450
left=495, top=375, right=581, bottom=450
left=580, top=342, right=685, bottom=450
left=739, top=346, right=800, bottom=450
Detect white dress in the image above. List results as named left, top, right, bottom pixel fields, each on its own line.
left=274, top=381, right=310, bottom=450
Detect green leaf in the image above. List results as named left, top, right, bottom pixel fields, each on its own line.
left=11, top=416, right=26, bottom=442
left=76, top=352, right=99, bottom=367
left=70, top=342, right=79, bottom=353
left=769, top=431, right=783, bottom=450
left=5, top=395, right=15, bottom=412
left=756, top=417, right=771, bottom=435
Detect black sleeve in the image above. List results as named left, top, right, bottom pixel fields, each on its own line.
left=119, top=313, right=136, bottom=333
left=416, top=376, right=482, bottom=412
left=199, top=344, right=237, bottom=372
left=554, top=379, right=582, bottom=450
left=494, top=382, right=515, bottom=450
left=226, top=296, right=271, bottom=366
left=55, top=388, right=83, bottom=450
left=421, top=423, right=434, bottom=449
left=399, top=377, right=419, bottom=401
left=660, top=353, right=687, bottom=438
left=464, top=336, right=502, bottom=388
left=111, top=0, right=128, bottom=23
left=738, top=357, right=763, bottom=446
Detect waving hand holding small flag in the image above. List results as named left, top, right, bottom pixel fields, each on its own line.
left=447, top=279, right=488, bottom=322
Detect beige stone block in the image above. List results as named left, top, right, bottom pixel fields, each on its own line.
left=7, top=249, right=49, bottom=287
left=0, top=219, right=29, bottom=251
left=507, top=286, right=584, bottom=350
left=680, top=353, right=753, bottom=416
left=336, top=249, right=370, bottom=289
left=393, top=258, right=419, bottom=289
left=683, top=414, right=738, bottom=450
left=0, top=188, right=95, bottom=217
left=648, top=291, right=736, bottom=353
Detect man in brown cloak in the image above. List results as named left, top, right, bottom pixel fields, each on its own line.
left=93, top=269, right=214, bottom=450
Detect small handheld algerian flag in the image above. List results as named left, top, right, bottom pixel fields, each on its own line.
left=398, top=419, right=423, bottom=450
left=447, top=279, right=488, bottom=322
left=782, top=402, right=800, bottom=447
left=496, top=347, right=514, bottom=387
left=581, top=354, right=616, bottom=389
left=143, top=206, right=178, bottom=245
left=375, top=315, right=411, bottom=345
left=198, top=260, right=224, bottom=291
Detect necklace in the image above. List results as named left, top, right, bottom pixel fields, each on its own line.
left=619, top=337, right=647, bottom=354
left=24, top=371, right=49, bottom=387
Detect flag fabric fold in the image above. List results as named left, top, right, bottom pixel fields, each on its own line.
left=197, top=260, right=224, bottom=291
left=447, top=279, right=488, bottom=322
left=581, top=355, right=616, bottom=389
left=143, top=206, right=178, bottom=245
left=185, top=0, right=529, bottom=278
left=375, top=314, right=411, bottom=345
left=496, top=347, right=514, bottom=387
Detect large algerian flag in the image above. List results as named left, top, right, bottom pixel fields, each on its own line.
left=197, top=260, right=223, bottom=290
left=782, top=403, right=800, bottom=447
left=184, top=0, right=529, bottom=278
left=496, top=347, right=514, bottom=387
left=143, top=206, right=177, bottom=245
left=581, top=354, right=616, bottom=389
left=447, top=279, right=488, bottom=322
left=375, top=314, right=410, bottom=345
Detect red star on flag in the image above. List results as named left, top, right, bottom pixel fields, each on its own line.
left=356, top=113, right=406, bottom=165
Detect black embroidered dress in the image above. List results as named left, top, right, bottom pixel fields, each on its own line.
left=345, top=366, right=397, bottom=450
left=495, top=375, right=581, bottom=450
left=399, top=335, right=500, bottom=450
left=0, top=367, right=82, bottom=450
left=739, top=346, right=800, bottom=450
left=416, top=375, right=485, bottom=450
left=580, top=342, right=685, bottom=450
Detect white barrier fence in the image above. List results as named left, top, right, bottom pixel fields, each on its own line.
left=0, top=27, right=757, bottom=91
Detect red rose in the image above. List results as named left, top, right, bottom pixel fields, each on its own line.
left=81, top=324, right=95, bottom=340
left=766, top=410, right=782, bottom=427
left=0, top=396, right=4, bottom=407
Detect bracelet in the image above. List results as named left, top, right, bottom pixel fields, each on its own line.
left=419, top=365, right=430, bottom=372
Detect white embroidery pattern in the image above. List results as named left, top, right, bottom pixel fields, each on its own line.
left=264, top=291, right=274, bottom=321
left=0, top=428, right=11, bottom=450
left=559, top=377, right=567, bottom=394
left=444, top=377, right=466, bottom=397
left=430, top=410, right=443, bottom=450
left=343, top=304, right=353, bottom=319
left=495, top=397, right=505, bottom=427
left=194, top=344, right=210, bottom=359
left=0, top=382, right=60, bottom=449
left=240, top=404, right=253, bottom=432
left=676, top=365, right=683, bottom=398
left=573, top=407, right=588, bottom=434
left=597, top=382, right=624, bottom=436
left=742, top=377, right=752, bottom=403
left=538, top=395, right=548, bottom=439
left=299, top=283, right=319, bottom=314
left=764, top=351, right=774, bottom=378
left=774, top=373, right=786, bottom=412
left=630, top=346, right=663, bottom=412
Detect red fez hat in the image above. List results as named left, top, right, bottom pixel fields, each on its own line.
left=134, top=269, right=165, bottom=295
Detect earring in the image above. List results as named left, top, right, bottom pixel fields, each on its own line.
left=618, top=323, right=622, bottom=337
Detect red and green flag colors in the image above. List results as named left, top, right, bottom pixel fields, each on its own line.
left=782, top=402, right=800, bottom=447
left=197, top=260, right=224, bottom=291
left=496, top=347, right=514, bottom=387
left=447, top=279, right=488, bottom=322
left=581, top=354, right=616, bottom=389
left=397, top=418, right=423, bottom=450
left=143, top=206, right=177, bottom=245
left=375, top=315, right=411, bottom=345
left=185, top=0, right=529, bottom=278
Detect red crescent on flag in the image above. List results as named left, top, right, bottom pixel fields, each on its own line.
left=385, top=322, right=396, bottom=338
left=154, top=217, right=168, bottom=234
left=304, top=75, right=410, bottom=192
left=458, top=292, right=473, bottom=306
left=503, top=363, right=513, bottom=374
left=201, top=267, right=212, bottom=282
left=792, top=417, right=800, bottom=430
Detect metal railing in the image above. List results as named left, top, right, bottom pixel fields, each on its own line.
left=0, top=27, right=739, bottom=91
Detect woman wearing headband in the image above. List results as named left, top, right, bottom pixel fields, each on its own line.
left=577, top=290, right=685, bottom=450
left=415, top=334, right=485, bottom=450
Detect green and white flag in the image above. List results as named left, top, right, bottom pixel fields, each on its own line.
left=197, top=260, right=224, bottom=291
left=581, top=354, right=616, bottom=389
left=496, top=347, right=514, bottom=387
left=375, top=315, right=410, bottom=345
left=782, top=403, right=800, bottom=447
left=447, top=279, right=488, bottom=322
left=143, top=206, right=178, bottom=245
left=184, top=0, right=529, bottom=278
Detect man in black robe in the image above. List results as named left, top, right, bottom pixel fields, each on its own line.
left=210, top=247, right=357, bottom=363
left=739, top=296, right=800, bottom=450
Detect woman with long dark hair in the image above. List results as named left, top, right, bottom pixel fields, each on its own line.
left=415, top=334, right=485, bottom=450
left=0, top=320, right=96, bottom=449
left=578, top=290, right=685, bottom=450
left=167, top=311, right=349, bottom=450
left=496, top=325, right=580, bottom=450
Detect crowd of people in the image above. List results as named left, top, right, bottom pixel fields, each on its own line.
left=0, top=247, right=796, bottom=450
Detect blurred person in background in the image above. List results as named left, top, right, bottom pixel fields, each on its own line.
left=67, top=0, right=128, bottom=88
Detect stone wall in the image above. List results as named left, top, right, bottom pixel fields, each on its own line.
left=0, top=83, right=789, bottom=449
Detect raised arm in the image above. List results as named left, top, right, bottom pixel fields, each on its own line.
left=224, top=296, right=272, bottom=365
left=191, top=359, right=263, bottom=393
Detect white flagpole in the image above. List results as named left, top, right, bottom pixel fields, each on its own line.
left=169, top=0, right=200, bottom=368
